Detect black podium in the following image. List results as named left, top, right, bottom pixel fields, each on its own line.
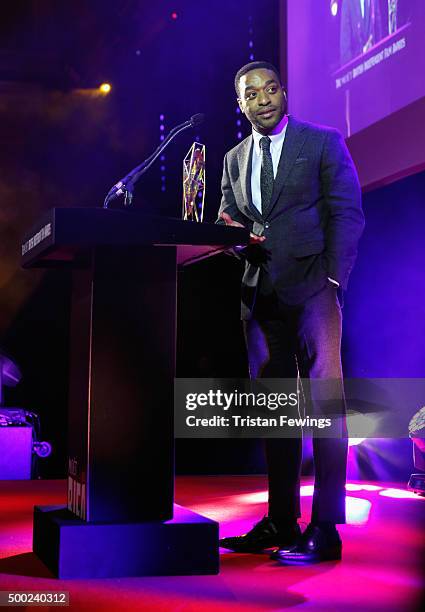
left=21, top=208, right=248, bottom=578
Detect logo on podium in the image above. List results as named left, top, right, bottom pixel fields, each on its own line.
left=183, top=142, right=205, bottom=222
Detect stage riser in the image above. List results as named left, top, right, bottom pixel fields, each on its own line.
left=33, top=505, right=219, bottom=578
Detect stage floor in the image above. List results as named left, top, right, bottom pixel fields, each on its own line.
left=0, top=476, right=424, bottom=611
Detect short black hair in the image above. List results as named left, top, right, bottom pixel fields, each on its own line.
left=234, top=61, right=281, bottom=97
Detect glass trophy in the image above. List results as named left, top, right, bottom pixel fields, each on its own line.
left=182, top=142, right=206, bottom=222
left=388, top=0, right=397, bottom=35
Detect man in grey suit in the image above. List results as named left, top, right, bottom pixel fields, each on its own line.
left=217, top=61, right=365, bottom=564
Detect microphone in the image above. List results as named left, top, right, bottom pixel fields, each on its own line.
left=189, top=113, right=204, bottom=127
left=104, top=113, right=205, bottom=208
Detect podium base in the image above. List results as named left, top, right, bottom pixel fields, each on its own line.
left=33, top=504, right=219, bottom=578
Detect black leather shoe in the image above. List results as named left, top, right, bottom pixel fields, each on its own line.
left=219, top=516, right=301, bottom=553
left=271, top=524, right=342, bottom=564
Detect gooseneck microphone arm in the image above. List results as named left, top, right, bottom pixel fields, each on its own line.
left=103, top=113, right=204, bottom=209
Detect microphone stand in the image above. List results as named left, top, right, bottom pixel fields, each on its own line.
left=103, top=119, right=200, bottom=209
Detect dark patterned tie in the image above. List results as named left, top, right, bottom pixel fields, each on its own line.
left=260, top=136, right=274, bottom=217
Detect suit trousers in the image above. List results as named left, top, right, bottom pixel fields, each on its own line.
left=243, top=276, right=348, bottom=524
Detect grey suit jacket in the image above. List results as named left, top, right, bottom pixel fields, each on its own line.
left=217, top=115, right=365, bottom=320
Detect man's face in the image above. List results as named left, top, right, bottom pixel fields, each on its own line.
left=237, top=68, right=286, bottom=134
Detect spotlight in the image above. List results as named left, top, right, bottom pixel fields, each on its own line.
left=349, top=437, right=366, bottom=447
left=345, top=496, right=371, bottom=525
left=347, top=412, right=377, bottom=443
left=99, top=83, right=112, bottom=95
left=330, top=1, right=338, bottom=17
left=171, top=12, right=178, bottom=20
left=0, top=353, right=22, bottom=404
left=408, top=406, right=425, bottom=495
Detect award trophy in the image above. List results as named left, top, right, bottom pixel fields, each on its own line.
left=388, top=0, right=397, bottom=35
left=182, top=142, right=206, bottom=222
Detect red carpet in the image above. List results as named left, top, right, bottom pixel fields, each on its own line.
left=0, top=477, right=424, bottom=611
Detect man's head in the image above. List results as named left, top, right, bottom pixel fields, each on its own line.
left=235, top=61, right=287, bottom=134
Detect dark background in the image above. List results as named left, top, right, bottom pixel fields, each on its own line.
left=1, top=1, right=424, bottom=481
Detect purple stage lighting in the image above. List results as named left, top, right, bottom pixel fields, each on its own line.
left=330, top=1, right=338, bottom=17
left=408, top=407, right=425, bottom=495
left=0, top=354, right=22, bottom=405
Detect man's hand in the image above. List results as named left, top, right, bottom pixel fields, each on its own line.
left=220, top=212, right=266, bottom=245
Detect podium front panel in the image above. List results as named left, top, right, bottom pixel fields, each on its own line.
left=67, top=246, right=176, bottom=523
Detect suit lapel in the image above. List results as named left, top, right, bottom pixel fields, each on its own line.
left=266, top=115, right=308, bottom=217
left=237, top=136, right=263, bottom=222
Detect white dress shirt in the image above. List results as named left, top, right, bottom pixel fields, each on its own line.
left=251, top=115, right=288, bottom=213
